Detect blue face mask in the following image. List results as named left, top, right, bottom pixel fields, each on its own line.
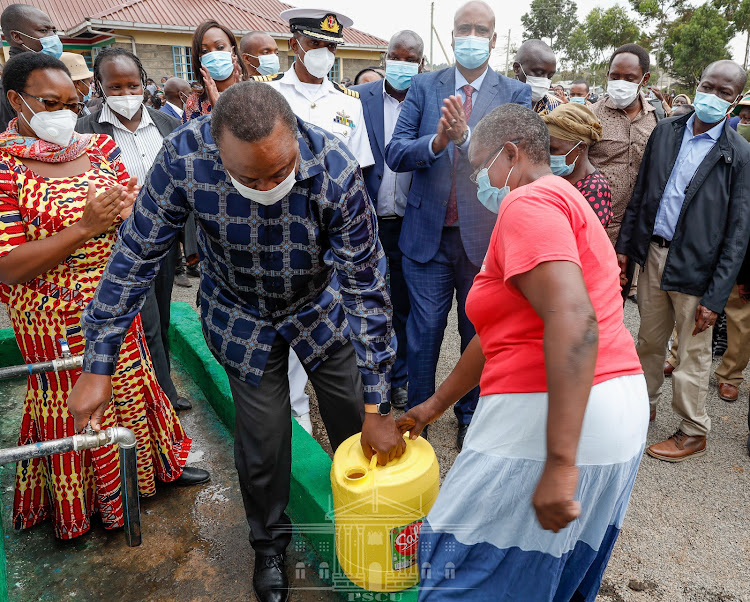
left=550, top=140, right=582, bottom=177
left=570, top=96, right=587, bottom=104
left=476, top=149, right=513, bottom=214
left=453, top=36, right=490, bottom=70
left=201, top=51, right=234, bottom=81
left=246, top=53, right=280, bottom=76
left=39, top=34, right=63, bottom=58
left=15, top=30, right=63, bottom=58
left=693, top=90, right=736, bottom=124
left=385, top=60, right=419, bottom=91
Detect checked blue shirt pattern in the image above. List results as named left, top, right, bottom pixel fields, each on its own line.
left=82, top=115, right=395, bottom=405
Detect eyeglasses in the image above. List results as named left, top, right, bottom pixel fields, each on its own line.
left=19, top=91, right=84, bottom=114
left=469, top=139, right=520, bottom=184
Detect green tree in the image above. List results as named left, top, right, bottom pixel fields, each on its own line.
left=566, top=26, right=592, bottom=72
left=585, top=6, right=641, bottom=64
left=663, top=5, right=732, bottom=88
left=629, top=0, right=689, bottom=67
left=734, top=0, right=750, bottom=69
left=521, top=0, right=579, bottom=57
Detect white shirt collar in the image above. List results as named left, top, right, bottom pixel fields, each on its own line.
left=281, top=63, right=334, bottom=93
left=166, top=101, right=184, bottom=117
left=455, top=66, right=489, bottom=95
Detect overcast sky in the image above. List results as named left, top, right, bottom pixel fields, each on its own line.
left=292, top=0, right=745, bottom=72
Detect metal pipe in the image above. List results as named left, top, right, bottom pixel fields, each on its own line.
left=112, top=427, right=141, bottom=547
left=85, top=24, right=137, bottom=56
left=0, top=427, right=141, bottom=546
left=0, top=355, right=83, bottom=381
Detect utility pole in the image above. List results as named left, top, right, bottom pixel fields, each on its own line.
left=430, top=2, right=434, bottom=66
left=504, top=28, right=511, bottom=77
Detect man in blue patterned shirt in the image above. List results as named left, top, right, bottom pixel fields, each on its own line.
left=67, top=82, right=404, bottom=601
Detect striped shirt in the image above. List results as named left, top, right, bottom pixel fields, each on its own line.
left=98, top=104, right=163, bottom=185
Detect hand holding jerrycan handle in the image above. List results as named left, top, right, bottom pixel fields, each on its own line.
left=330, top=431, right=440, bottom=593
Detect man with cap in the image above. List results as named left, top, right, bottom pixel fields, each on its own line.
left=253, top=8, right=374, bottom=169
left=241, top=31, right=281, bottom=78
left=254, top=8, right=375, bottom=433
left=0, top=4, right=62, bottom=128
left=60, top=52, right=94, bottom=116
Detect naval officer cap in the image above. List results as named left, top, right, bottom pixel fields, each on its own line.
left=280, top=8, right=353, bottom=44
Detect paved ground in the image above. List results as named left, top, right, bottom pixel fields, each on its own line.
left=0, top=273, right=748, bottom=601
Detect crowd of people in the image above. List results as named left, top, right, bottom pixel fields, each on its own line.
left=0, top=0, right=748, bottom=601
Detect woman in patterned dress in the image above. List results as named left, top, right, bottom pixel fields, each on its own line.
left=182, top=20, right=245, bottom=123
left=544, top=102, right=613, bottom=227
left=0, top=52, right=207, bottom=540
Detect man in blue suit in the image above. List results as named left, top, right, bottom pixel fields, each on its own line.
left=160, top=76, right=190, bottom=121
left=385, top=0, right=531, bottom=449
left=352, top=30, right=425, bottom=411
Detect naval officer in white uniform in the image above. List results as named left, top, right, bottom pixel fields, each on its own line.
left=254, top=8, right=376, bottom=432
left=254, top=8, right=374, bottom=168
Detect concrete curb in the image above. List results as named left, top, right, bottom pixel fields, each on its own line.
left=0, top=329, right=21, bottom=602
left=168, top=303, right=418, bottom=601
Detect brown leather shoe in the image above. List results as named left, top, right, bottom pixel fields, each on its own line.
left=663, top=361, right=675, bottom=376
left=718, top=383, right=738, bottom=402
left=647, top=430, right=706, bottom=462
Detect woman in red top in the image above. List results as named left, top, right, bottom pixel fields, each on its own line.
left=544, top=102, right=613, bottom=227
left=398, top=104, right=648, bottom=601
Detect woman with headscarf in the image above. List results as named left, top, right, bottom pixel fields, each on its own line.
left=182, top=20, right=245, bottom=123
left=544, top=102, right=612, bottom=227
left=0, top=52, right=206, bottom=540
left=672, top=93, right=691, bottom=108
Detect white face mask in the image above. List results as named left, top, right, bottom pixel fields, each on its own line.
left=299, top=46, right=336, bottom=79
left=607, top=77, right=644, bottom=109
left=228, top=160, right=298, bottom=206
left=20, top=96, right=77, bottom=146
left=106, top=94, right=144, bottom=120
left=520, top=65, right=551, bottom=104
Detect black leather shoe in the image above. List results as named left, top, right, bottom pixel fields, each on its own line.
left=456, top=424, right=469, bottom=451
left=172, top=396, right=193, bottom=412
left=392, top=386, right=408, bottom=409
left=420, top=425, right=429, bottom=441
left=174, top=466, right=210, bottom=486
left=254, top=553, right=289, bottom=602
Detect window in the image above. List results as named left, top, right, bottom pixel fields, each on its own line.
left=328, top=57, right=341, bottom=83
left=172, top=46, right=194, bottom=81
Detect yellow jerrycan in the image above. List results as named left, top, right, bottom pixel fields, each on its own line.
left=330, top=432, right=440, bottom=592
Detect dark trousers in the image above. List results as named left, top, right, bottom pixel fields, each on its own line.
left=379, top=217, right=409, bottom=389
left=141, top=241, right=180, bottom=402
left=227, top=338, right=364, bottom=555
left=402, top=227, right=480, bottom=425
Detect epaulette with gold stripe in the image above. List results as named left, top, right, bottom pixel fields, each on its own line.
left=333, top=81, right=359, bottom=98
left=250, top=73, right=284, bottom=82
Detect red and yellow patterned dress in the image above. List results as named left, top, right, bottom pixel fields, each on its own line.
left=0, top=134, right=191, bottom=539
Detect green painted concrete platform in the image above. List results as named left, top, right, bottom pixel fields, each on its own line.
left=0, top=305, right=418, bottom=601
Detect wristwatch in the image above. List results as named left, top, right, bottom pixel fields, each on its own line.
left=455, top=128, right=470, bottom=147
left=364, top=400, right=392, bottom=416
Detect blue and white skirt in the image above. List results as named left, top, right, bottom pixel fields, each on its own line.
left=418, top=374, right=649, bottom=601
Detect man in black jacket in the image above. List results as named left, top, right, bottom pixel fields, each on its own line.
left=76, top=48, right=196, bottom=418
left=616, top=60, right=750, bottom=462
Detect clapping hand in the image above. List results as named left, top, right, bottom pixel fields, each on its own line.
left=119, top=177, right=140, bottom=220
left=432, top=95, right=469, bottom=155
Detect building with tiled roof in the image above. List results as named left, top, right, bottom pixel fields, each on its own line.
left=0, top=0, right=387, bottom=82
